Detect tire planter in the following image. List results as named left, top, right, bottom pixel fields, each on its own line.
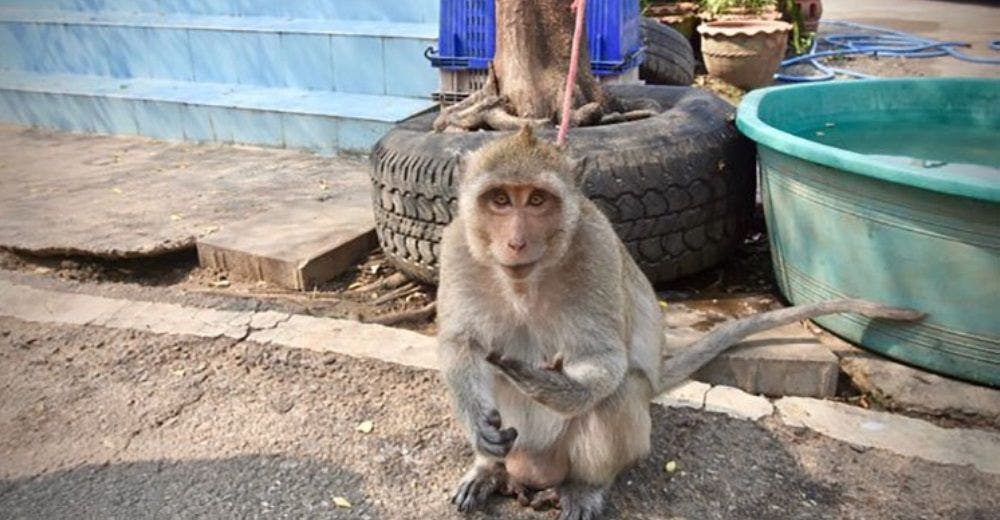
left=639, top=17, right=696, bottom=86
left=370, top=85, right=756, bottom=285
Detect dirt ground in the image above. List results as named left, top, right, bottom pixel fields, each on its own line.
left=1, top=315, right=998, bottom=520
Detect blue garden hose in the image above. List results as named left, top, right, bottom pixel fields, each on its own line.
left=776, top=20, right=1000, bottom=82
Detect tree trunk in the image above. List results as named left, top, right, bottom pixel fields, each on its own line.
left=493, top=0, right=604, bottom=120
left=434, top=0, right=649, bottom=132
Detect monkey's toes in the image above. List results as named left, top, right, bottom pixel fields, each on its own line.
left=452, top=472, right=503, bottom=513
left=529, top=488, right=561, bottom=511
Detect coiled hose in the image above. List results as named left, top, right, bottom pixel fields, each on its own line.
left=776, top=20, right=1000, bottom=82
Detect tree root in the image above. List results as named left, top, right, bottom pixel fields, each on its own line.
left=599, top=109, right=657, bottom=125
left=432, top=62, right=663, bottom=133
left=365, top=302, right=437, bottom=326
left=371, top=282, right=421, bottom=305
left=349, top=272, right=409, bottom=294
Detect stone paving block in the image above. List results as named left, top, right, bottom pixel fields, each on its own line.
left=691, top=323, right=839, bottom=398
left=840, top=352, right=1000, bottom=426
left=704, top=385, right=774, bottom=420
left=197, top=201, right=377, bottom=290
left=653, top=380, right=711, bottom=410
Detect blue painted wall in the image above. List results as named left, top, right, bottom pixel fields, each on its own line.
left=0, top=0, right=441, bottom=153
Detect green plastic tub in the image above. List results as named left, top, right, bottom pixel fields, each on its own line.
left=736, top=78, right=999, bottom=387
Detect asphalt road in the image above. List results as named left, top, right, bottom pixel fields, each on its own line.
left=1, top=298, right=998, bottom=519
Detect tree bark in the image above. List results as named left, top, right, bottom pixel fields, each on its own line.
left=434, top=0, right=622, bottom=132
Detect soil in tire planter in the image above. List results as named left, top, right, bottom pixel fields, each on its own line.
left=370, top=85, right=756, bottom=285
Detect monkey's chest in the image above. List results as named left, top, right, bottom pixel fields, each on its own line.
left=494, top=324, right=561, bottom=363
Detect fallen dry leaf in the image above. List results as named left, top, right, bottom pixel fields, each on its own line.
left=356, top=420, right=374, bottom=434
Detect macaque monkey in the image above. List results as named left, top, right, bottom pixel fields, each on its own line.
left=437, top=127, right=922, bottom=520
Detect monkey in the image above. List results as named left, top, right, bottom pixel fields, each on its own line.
left=436, top=126, right=923, bottom=520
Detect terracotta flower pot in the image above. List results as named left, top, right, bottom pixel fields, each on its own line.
left=647, top=2, right=700, bottom=38
left=698, top=20, right=792, bottom=90
left=700, top=6, right=784, bottom=22
left=794, top=0, right=823, bottom=32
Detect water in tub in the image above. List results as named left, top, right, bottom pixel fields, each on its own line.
left=797, top=121, right=999, bottom=181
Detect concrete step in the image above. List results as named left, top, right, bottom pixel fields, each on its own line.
left=0, top=1, right=439, bottom=23
left=0, top=7, right=438, bottom=98
left=0, top=70, right=436, bottom=154
left=197, top=201, right=378, bottom=291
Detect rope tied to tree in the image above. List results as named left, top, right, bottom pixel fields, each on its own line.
left=557, top=0, right=587, bottom=147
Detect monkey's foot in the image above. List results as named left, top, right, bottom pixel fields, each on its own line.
left=451, top=462, right=506, bottom=513
left=558, top=483, right=607, bottom=520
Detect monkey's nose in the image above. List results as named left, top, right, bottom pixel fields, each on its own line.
left=507, top=238, right=526, bottom=252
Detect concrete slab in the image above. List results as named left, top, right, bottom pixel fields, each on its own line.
left=196, top=201, right=377, bottom=290
left=663, top=302, right=839, bottom=398
left=841, top=352, right=1000, bottom=426
left=0, top=125, right=371, bottom=258
left=694, top=325, right=839, bottom=398
left=775, top=396, right=1000, bottom=475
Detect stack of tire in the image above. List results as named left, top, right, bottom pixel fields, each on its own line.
left=638, top=17, right=697, bottom=87
left=369, top=20, right=754, bottom=286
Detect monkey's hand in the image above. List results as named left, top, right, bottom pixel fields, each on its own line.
left=487, top=351, right=588, bottom=414
left=475, top=409, right=518, bottom=458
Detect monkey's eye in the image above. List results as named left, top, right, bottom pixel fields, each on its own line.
left=490, top=190, right=511, bottom=206
left=527, top=191, right=548, bottom=207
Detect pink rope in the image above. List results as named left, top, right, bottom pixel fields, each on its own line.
left=556, top=0, right=587, bottom=147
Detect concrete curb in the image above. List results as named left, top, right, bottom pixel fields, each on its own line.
left=776, top=397, right=1000, bottom=475
left=0, top=280, right=437, bottom=370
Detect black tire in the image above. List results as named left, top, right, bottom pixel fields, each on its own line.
left=639, top=17, right=696, bottom=86
left=370, top=85, right=755, bottom=285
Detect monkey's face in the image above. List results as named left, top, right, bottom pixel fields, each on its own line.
left=476, top=184, right=564, bottom=279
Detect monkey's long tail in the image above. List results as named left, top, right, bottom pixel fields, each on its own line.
left=657, top=299, right=924, bottom=392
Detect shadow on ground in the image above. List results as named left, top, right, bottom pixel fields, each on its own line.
left=0, top=455, right=375, bottom=520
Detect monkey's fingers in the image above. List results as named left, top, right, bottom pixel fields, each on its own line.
left=486, top=352, right=532, bottom=378
left=476, top=415, right=518, bottom=457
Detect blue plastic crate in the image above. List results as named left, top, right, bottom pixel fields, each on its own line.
left=427, top=0, right=496, bottom=70
left=587, top=0, right=644, bottom=75
left=426, top=0, right=643, bottom=76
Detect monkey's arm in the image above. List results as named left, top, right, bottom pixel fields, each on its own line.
left=658, top=298, right=924, bottom=392
left=441, top=336, right=518, bottom=458
left=486, top=341, right=627, bottom=417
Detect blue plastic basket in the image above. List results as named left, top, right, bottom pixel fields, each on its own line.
left=426, top=0, right=643, bottom=76
left=427, top=0, right=496, bottom=70
left=587, top=0, right=644, bottom=75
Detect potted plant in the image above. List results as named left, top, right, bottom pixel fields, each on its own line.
left=699, top=0, right=783, bottom=21
left=778, top=0, right=820, bottom=54
left=697, top=0, right=791, bottom=89
left=786, top=0, right=822, bottom=32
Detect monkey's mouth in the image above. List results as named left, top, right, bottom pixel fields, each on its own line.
left=500, top=262, right=537, bottom=279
